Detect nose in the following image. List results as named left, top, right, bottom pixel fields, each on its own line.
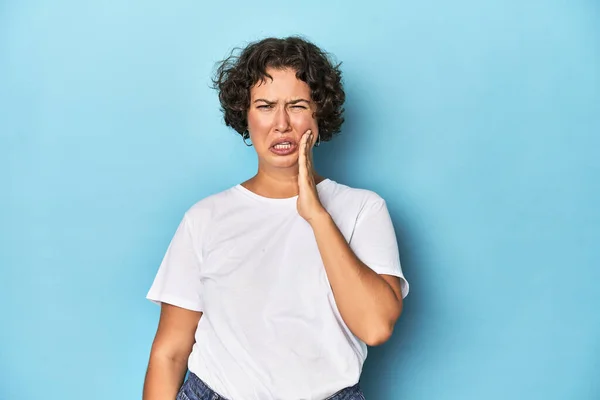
left=273, top=105, right=291, bottom=133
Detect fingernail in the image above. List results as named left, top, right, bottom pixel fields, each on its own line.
left=307, top=130, right=312, bottom=135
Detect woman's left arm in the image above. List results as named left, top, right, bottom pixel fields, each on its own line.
left=310, top=213, right=404, bottom=346
left=297, top=131, right=404, bottom=346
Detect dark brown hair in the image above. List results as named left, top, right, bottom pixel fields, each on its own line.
left=212, top=36, right=345, bottom=142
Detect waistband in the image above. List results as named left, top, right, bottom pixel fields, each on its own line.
left=181, top=372, right=363, bottom=400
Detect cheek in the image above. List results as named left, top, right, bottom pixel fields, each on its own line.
left=247, top=113, right=272, bottom=145
left=247, top=112, right=270, bottom=131
left=290, top=112, right=318, bottom=132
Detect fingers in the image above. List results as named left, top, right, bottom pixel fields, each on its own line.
left=307, top=130, right=314, bottom=166
left=305, top=130, right=312, bottom=171
left=298, top=130, right=309, bottom=178
left=299, top=129, right=315, bottom=183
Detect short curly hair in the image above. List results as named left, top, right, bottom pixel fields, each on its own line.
left=212, top=36, right=345, bottom=142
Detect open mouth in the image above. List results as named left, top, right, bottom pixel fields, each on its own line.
left=273, top=141, right=293, bottom=150
left=270, top=140, right=298, bottom=155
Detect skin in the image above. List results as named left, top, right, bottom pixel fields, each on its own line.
left=143, top=304, right=201, bottom=400
left=143, top=67, right=404, bottom=400
left=241, top=67, right=324, bottom=198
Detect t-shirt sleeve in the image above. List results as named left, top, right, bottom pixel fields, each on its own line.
left=146, top=213, right=204, bottom=311
left=349, top=197, right=410, bottom=299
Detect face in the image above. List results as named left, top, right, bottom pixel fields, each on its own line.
left=247, top=67, right=319, bottom=169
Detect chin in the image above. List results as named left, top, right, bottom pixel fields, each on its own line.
left=271, top=159, right=299, bottom=169
left=263, top=154, right=299, bottom=169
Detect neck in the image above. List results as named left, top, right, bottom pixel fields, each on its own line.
left=241, top=164, right=325, bottom=199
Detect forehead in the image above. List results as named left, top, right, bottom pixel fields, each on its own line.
left=250, top=68, right=311, bottom=100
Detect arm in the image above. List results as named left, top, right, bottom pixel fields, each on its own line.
left=143, top=303, right=202, bottom=400
left=309, top=212, right=403, bottom=346
left=296, top=130, right=404, bottom=346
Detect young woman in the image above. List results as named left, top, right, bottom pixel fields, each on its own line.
left=143, top=36, right=410, bottom=400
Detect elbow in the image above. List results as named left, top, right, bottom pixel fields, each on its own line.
left=363, top=303, right=403, bottom=346
left=363, top=324, right=394, bottom=346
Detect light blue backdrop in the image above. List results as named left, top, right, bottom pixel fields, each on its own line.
left=1, top=1, right=599, bottom=399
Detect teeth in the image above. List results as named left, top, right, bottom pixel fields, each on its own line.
left=274, top=142, right=292, bottom=149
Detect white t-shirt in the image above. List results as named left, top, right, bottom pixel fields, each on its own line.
left=147, top=179, right=409, bottom=400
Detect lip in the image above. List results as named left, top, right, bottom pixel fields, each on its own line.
left=269, top=138, right=298, bottom=156
left=270, top=137, right=298, bottom=147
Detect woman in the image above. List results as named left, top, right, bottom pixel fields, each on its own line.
left=143, top=36, right=410, bottom=400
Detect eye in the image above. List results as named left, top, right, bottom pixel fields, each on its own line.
left=257, top=104, right=274, bottom=109
left=291, top=105, right=307, bottom=109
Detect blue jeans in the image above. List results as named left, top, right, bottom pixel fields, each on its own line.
left=177, top=372, right=366, bottom=400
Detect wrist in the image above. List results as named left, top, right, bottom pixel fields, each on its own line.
left=307, top=208, right=332, bottom=228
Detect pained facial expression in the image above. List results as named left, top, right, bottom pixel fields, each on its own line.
left=247, top=67, right=318, bottom=169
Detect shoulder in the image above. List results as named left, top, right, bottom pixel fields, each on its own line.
left=182, top=186, right=239, bottom=227
left=321, top=180, right=391, bottom=226
left=323, top=179, right=387, bottom=208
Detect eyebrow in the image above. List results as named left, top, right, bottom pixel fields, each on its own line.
left=253, top=98, right=311, bottom=105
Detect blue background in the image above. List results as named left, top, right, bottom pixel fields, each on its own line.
left=1, top=1, right=599, bottom=399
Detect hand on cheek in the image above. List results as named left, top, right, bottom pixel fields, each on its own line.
left=297, top=129, right=325, bottom=223
left=291, top=113, right=318, bottom=145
